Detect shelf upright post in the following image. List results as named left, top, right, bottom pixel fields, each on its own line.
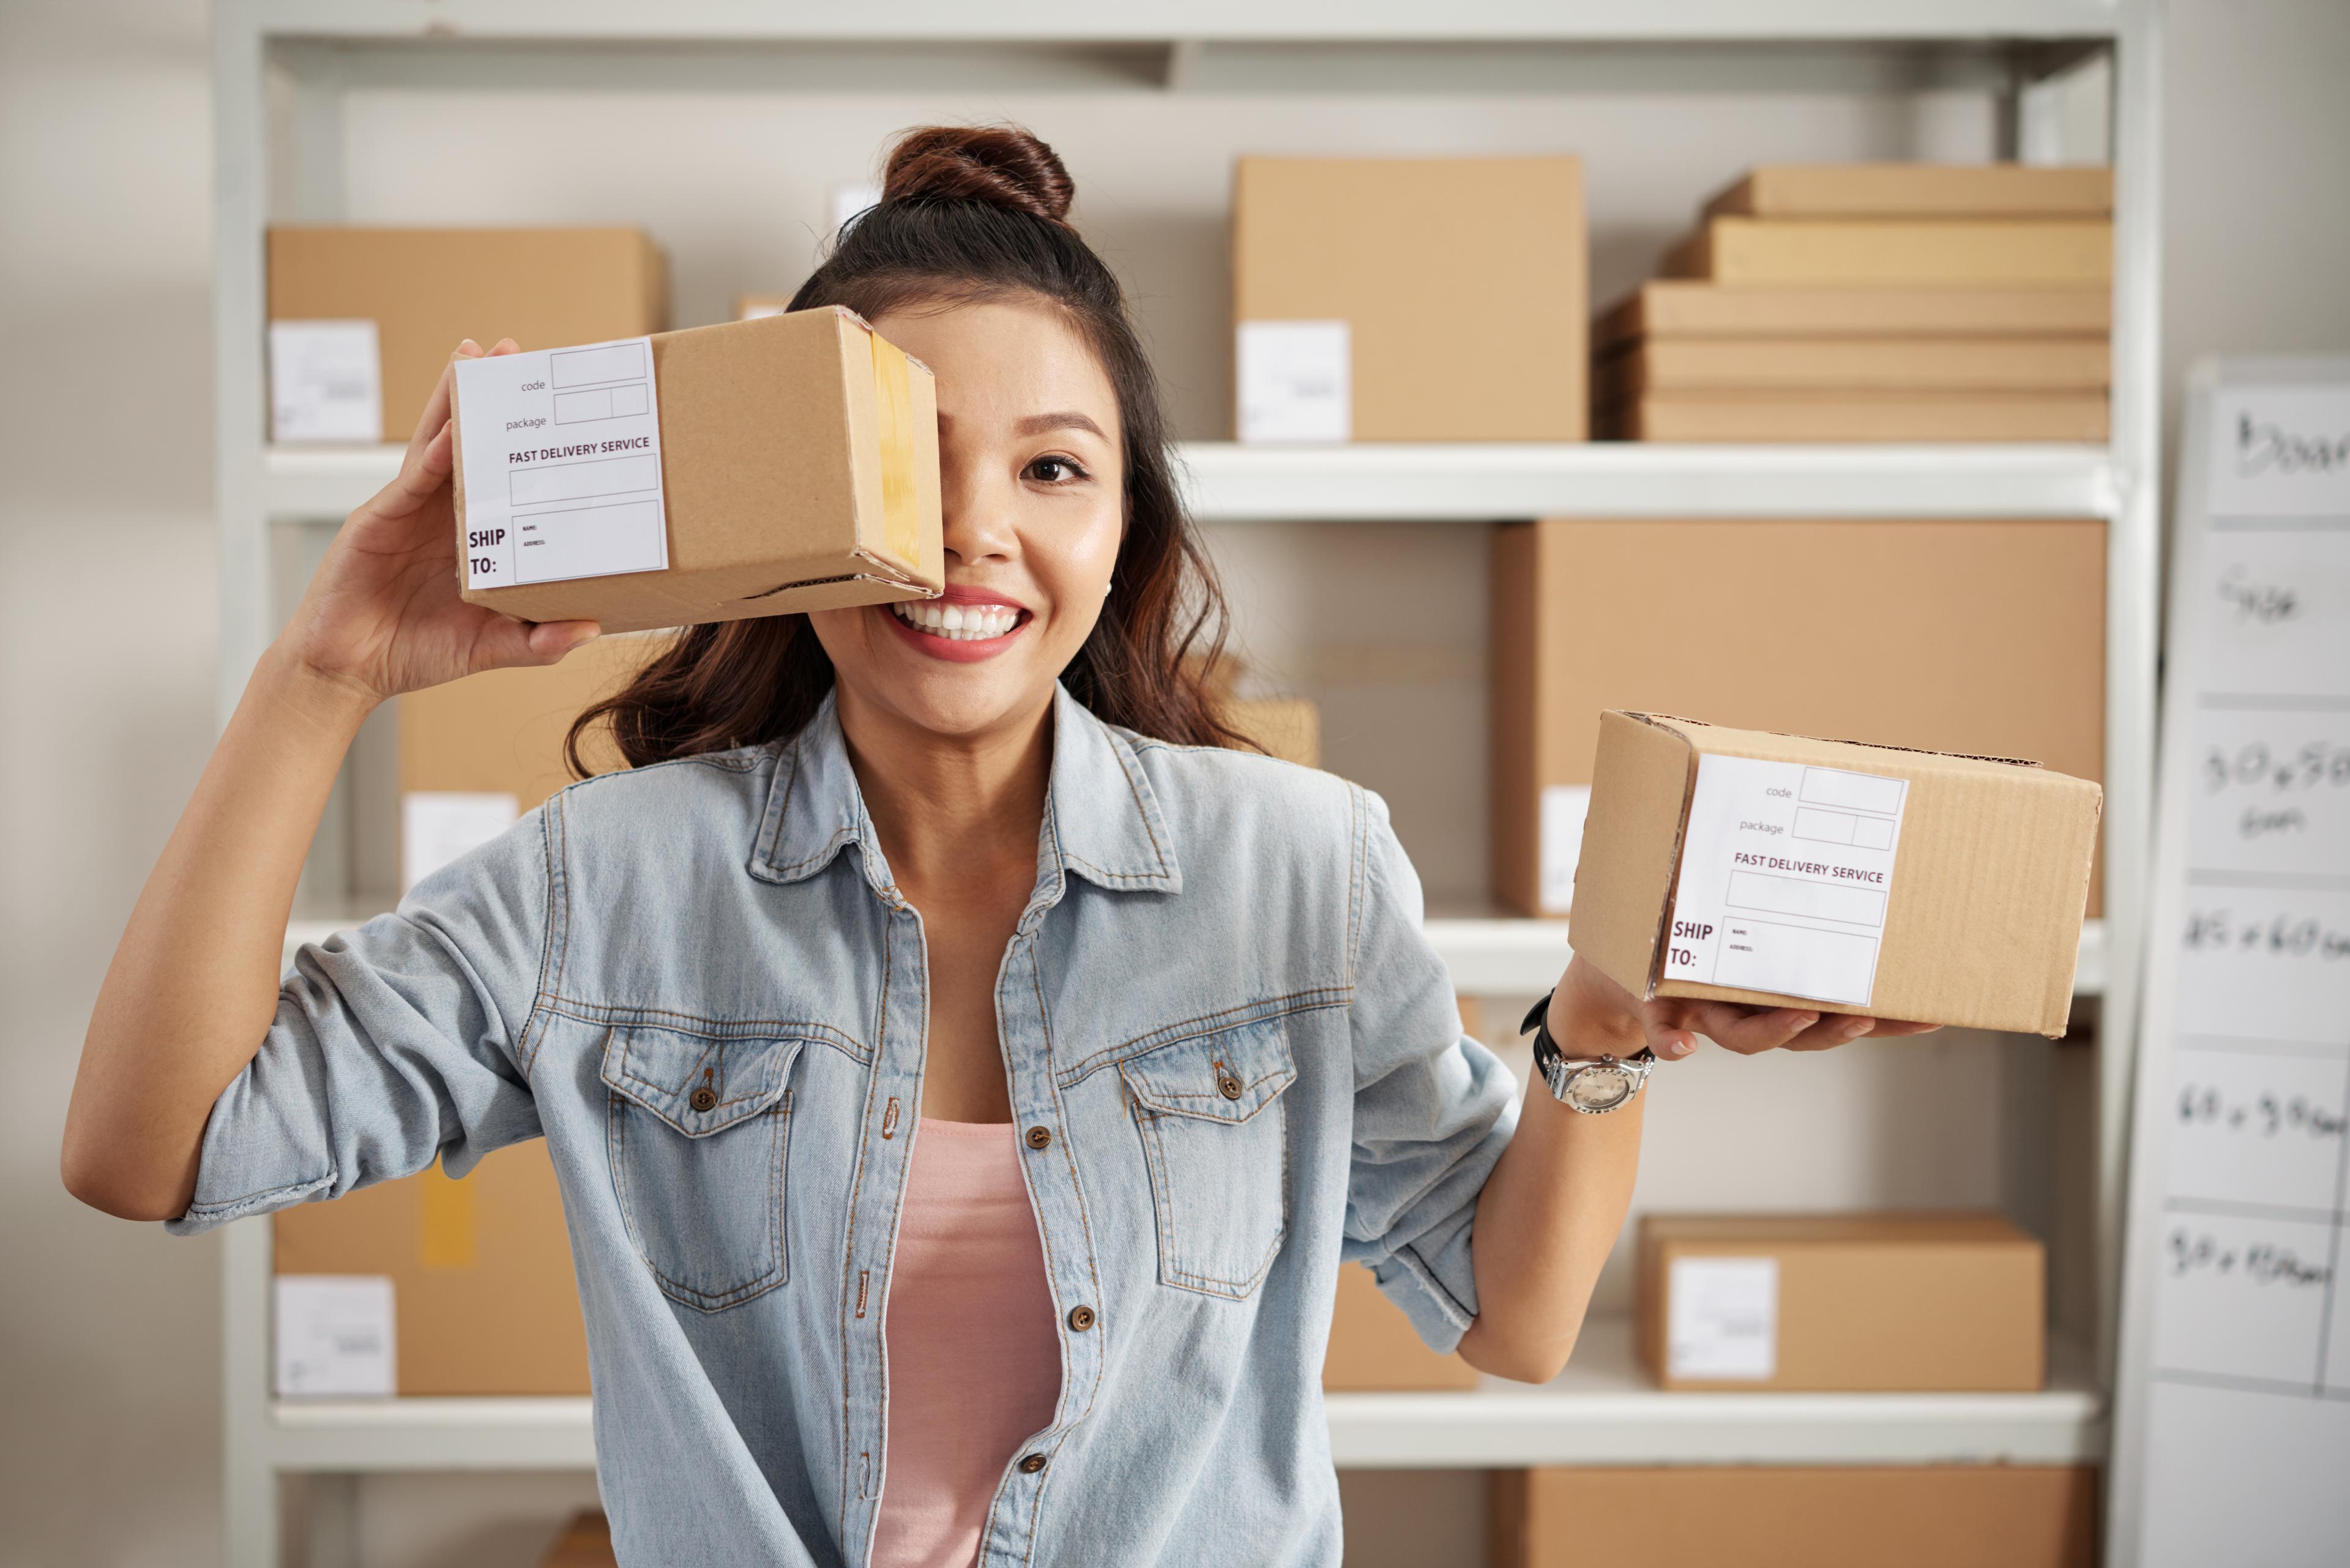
left=2097, top=0, right=2164, bottom=1390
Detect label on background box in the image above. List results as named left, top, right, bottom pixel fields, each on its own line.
left=1237, top=320, right=1351, bottom=442
left=1662, top=754, right=1908, bottom=1007
left=455, top=336, right=669, bottom=589
left=275, top=1276, right=396, bottom=1398
left=1539, top=784, right=1592, bottom=914
left=401, top=791, right=519, bottom=893
left=1668, top=1255, right=1779, bottom=1380
left=269, top=320, right=382, bottom=442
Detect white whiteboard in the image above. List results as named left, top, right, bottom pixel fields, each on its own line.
left=2111, top=357, right=2350, bottom=1567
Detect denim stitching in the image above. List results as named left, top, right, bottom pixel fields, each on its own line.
left=600, top=1034, right=802, bottom=1137
left=837, top=892, right=894, bottom=1550
left=179, top=1170, right=335, bottom=1220
left=1125, top=1069, right=1291, bottom=1297
left=542, top=1002, right=871, bottom=1064
left=520, top=793, right=573, bottom=1078
left=1345, top=783, right=1368, bottom=990
left=1056, top=990, right=1349, bottom=1088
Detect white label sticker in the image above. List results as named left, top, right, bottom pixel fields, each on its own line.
left=269, top=320, right=382, bottom=443
left=1668, top=1255, right=1779, bottom=1380
left=275, top=1276, right=397, bottom=1398
left=401, top=791, right=519, bottom=893
left=455, top=337, right=668, bottom=590
left=1539, top=784, right=1592, bottom=914
left=1661, top=754, right=1908, bottom=1008
left=1237, top=320, right=1351, bottom=443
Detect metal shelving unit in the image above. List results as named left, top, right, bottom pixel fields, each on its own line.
left=217, top=5, right=2161, bottom=1565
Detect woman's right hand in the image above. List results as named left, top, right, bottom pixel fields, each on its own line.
left=277, top=337, right=601, bottom=706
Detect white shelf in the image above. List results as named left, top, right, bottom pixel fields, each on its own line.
left=258, top=1316, right=2098, bottom=1474
left=290, top=914, right=2103, bottom=1001
left=263, top=442, right=2120, bottom=526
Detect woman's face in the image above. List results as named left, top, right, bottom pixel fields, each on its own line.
left=808, top=294, right=1124, bottom=742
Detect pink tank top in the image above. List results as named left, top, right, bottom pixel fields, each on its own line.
left=870, top=1118, right=1063, bottom=1568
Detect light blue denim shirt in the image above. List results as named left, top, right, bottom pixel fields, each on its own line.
left=170, top=678, right=1522, bottom=1567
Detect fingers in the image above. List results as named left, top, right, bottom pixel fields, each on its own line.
left=1643, top=1001, right=1945, bottom=1057
left=523, top=619, right=602, bottom=662
left=1781, top=1013, right=1886, bottom=1051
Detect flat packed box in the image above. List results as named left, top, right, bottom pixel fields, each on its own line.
left=275, top=1143, right=590, bottom=1397
left=267, top=227, right=666, bottom=443
left=1597, top=389, right=2110, bottom=442
left=451, top=306, right=943, bottom=635
left=395, top=633, right=662, bottom=890
left=1231, top=157, right=1586, bottom=442
left=1490, top=518, right=2106, bottom=922
left=1597, top=337, right=2110, bottom=397
left=1323, top=1260, right=1479, bottom=1392
left=1492, top=1464, right=2095, bottom=1568
left=1665, top=217, right=2112, bottom=286
left=1595, top=283, right=2112, bottom=346
left=1568, top=712, right=2100, bottom=1033
left=1635, top=1213, right=2046, bottom=1392
left=1705, top=162, right=2114, bottom=220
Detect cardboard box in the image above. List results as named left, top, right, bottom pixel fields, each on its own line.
left=1665, top=218, right=2112, bottom=287
left=1569, top=712, right=2100, bottom=1034
left=1232, top=158, right=1586, bottom=441
left=452, top=307, right=944, bottom=635
left=1598, top=337, right=2109, bottom=397
left=1595, top=283, right=2111, bottom=347
left=267, top=227, right=666, bottom=442
left=734, top=294, right=791, bottom=320
left=275, top=1143, right=591, bottom=1397
left=1492, top=1465, right=2096, bottom=1568
left=1635, top=1213, right=2046, bottom=1392
left=1704, top=162, right=2114, bottom=220
left=1323, top=1261, right=1481, bottom=1391
left=1490, top=518, right=2107, bottom=924
left=1597, top=390, right=2109, bottom=442
left=539, top=1514, right=616, bottom=1568
left=1225, top=696, right=1320, bottom=768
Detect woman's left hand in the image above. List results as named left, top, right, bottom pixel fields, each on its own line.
left=1551, top=952, right=1941, bottom=1062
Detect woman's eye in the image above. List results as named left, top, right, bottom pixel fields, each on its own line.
left=1026, top=455, right=1088, bottom=485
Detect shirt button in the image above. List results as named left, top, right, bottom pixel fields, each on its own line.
left=1018, top=1453, right=1048, bottom=1474
left=689, top=1087, right=718, bottom=1113
left=1217, top=1074, right=1243, bottom=1100
left=1024, top=1125, right=1053, bottom=1150
left=1067, top=1304, right=1095, bottom=1332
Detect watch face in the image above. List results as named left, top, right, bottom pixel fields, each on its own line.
left=1564, top=1064, right=1636, bottom=1113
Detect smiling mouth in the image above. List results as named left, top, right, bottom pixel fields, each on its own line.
left=890, top=599, right=1026, bottom=641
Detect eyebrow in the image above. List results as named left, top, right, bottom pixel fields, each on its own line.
left=1011, top=411, right=1110, bottom=440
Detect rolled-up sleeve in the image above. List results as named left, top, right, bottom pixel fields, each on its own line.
left=165, top=802, right=558, bottom=1236
left=1338, top=785, right=1522, bottom=1354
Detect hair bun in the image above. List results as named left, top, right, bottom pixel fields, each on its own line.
left=880, top=125, right=1075, bottom=226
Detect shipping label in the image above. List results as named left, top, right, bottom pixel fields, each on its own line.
left=1667, top=1255, right=1779, bottom=1380
left=455, top=337, right=669, bottom=589
left=1236, top=320, right=1351, bottom=443
left=1661, top=753, right=1909, bottom=1008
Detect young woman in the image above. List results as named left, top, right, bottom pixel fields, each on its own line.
left=64, top=126, right=1928, bottom=1567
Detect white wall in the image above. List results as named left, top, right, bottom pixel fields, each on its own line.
left=4, top=4, right=2347, bottom=1567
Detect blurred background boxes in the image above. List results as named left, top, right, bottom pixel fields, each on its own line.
left=1491, top=1465, right=2096, bottom=1568
left=1488, top=517, right=2108, bottom=920
left=1636, top=1213, right=2045, bottom=1394
left=1598, top=163, right=2112, bottom=442
left=1232, top=157, right=1586, bottom=442
left=267, top=228, right=668, bottom=444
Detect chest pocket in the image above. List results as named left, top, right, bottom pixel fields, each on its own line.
left=602, top=1024, right=807, bottom=1312
left=1120, top=1015, right=1297, bottom=1300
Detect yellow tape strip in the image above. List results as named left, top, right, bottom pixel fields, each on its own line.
left=871, top=332, right=920, bottom=570
left=419, top=1158, right=478, bottom=1272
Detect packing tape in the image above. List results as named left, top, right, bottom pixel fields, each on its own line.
left=419, top=1158, right=479, bottom=1272
left=870, top=332, right=921, bottom=570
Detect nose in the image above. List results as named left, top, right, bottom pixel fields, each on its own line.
left=938, top=445, right=1018, bottom=567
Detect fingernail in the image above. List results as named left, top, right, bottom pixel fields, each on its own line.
left=1840, top=1017, right=1872, bottom=1038
left=1791, top=1013, right=1819, bottom=1030
left=1668, top=1035, right=1695, bottom=1058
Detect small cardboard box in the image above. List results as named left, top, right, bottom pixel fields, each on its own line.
left=1665, top=217, right=2112, bottom=287
left=539, top=1515, right=616, bottom=1568
left=1231, top=157, right=1586, bottom=441
left=1493, top=1463, right=2095, bottom=1568
left=1635, top=1212, right=2046, bottom=1393
left=1594, top=283, right=2112, bottom=348
left=1225, top=697, right=1320, bottom=769
left=1569, top=712, right=2099, bottom=1034
left=1703, top=162, right=2114, bottom=220
left=268, top=226, right=667, bottom=442
left=275, top=1143, right=591, bottom=1397
left=452, top=307, right=943, bottom=635
left=1490, top=518, right=2107, bottom=924
left=1322, top=1262, right=1481, bottom=1392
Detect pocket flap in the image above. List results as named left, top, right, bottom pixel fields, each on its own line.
left=599, top=1025, right=805, bottom=1137
left=1121, top=1017, right=1296, bottom=1124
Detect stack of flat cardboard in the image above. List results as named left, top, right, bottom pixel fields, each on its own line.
left=1597, top=165, right=2113, bottom=442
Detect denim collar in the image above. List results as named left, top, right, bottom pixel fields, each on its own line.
left=748, top=678, right=1182, bottom=901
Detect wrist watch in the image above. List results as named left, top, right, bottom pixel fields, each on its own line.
left=1520, top=988, right=1657, bottom=1114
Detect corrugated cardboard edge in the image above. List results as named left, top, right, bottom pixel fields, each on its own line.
left=1567, top=711, right=1699, bottom=1001
left=832, top=307, right=942, bottom=592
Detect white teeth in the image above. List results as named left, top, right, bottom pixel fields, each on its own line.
left=891, top=600, right=1020, bottom=641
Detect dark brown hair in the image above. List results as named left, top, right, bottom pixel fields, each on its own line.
left=569, top=124, right=1250, bottom=775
